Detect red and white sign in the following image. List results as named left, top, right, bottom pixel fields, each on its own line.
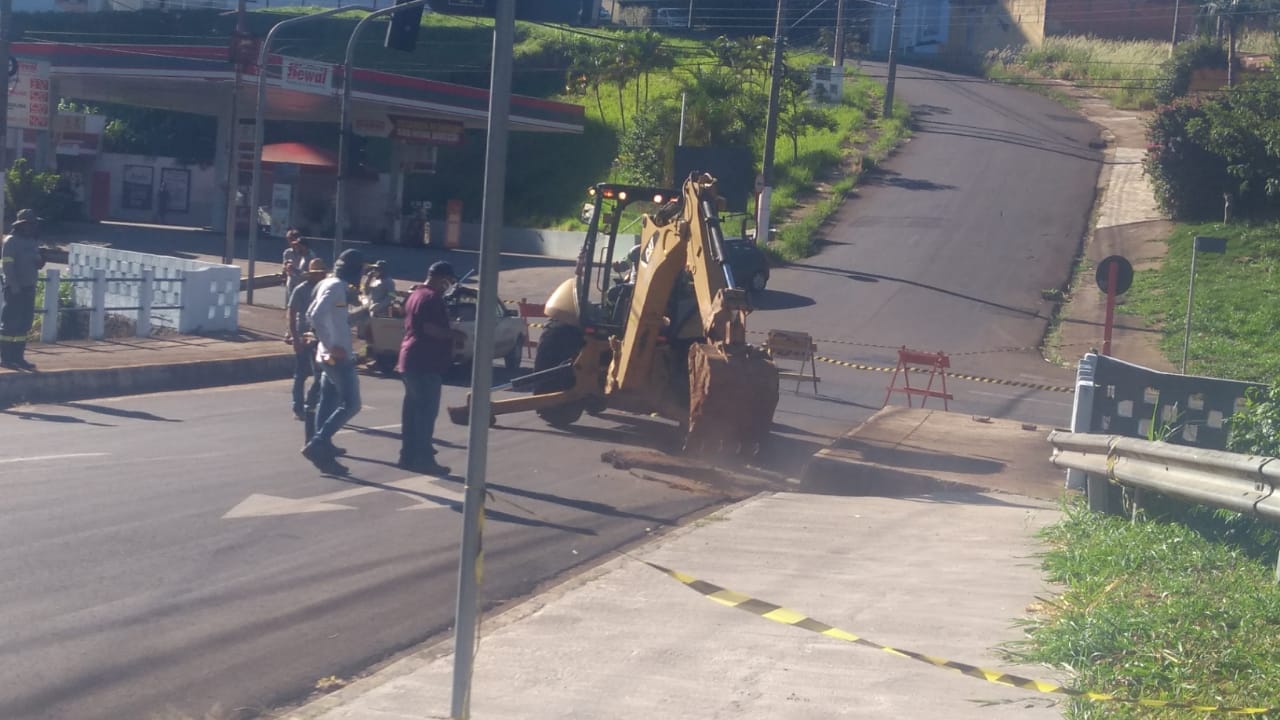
left=53, top=112, right=106, bottom=155
left=280, top=56, right=334, bottom=95
left=8, top=60, right=52, bottom=131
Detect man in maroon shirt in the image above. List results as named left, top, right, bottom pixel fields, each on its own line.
left=397, top=260, right=460, bottom=475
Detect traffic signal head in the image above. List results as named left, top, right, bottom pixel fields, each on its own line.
left=385, top=0, right=424, bottom=53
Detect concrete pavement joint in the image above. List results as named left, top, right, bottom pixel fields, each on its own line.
left=643, top=559, right=1279, bottom=717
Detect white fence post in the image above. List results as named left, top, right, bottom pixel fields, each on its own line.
left=90, top=268, right=107, bottom=340
left=41, top=268, right=60, bottom=343
left=137, top=268, right=153, bottom=338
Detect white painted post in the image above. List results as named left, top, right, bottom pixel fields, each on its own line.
left=137, top=268, right=153, bottom=338
left=40, top=268, right=60, bottom=343
left=90, top=268, right=106, bottom=339
left=1066, top=352, right=1096, bottom=492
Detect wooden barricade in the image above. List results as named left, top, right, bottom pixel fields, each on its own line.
left=766, top=329, right=819, bottom=394
left=883, top=347, right=952, bottom=410
left=517, top=298, right=546, bottom=359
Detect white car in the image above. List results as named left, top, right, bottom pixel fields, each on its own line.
left=366, top=285, right=528, bottom=375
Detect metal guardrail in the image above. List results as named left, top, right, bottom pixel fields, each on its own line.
left=1048, top=430, right=1280, bottom=522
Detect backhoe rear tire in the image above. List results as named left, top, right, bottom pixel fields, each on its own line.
left=533, top=322, right=586, bottom=427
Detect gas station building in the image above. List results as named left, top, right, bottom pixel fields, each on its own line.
left=7, top=41, right=585, bottom=242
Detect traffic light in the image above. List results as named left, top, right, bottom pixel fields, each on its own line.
left=384, top=0, right=424, bottom=53
left=345, top=131, right=368, bottom=172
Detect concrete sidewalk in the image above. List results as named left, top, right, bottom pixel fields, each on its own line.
left=284, top=409, right=1067, bottom=719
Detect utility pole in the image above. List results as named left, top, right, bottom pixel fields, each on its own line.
left=222, top=0, right=247, bottom=265
left=1226, top=0, right=1238, bottom=88
left=833, top=0, right=846, bottom=67
left=686, top=0, right=694, bottom=28
left=0, top=0, right=12, bottom=228
left=756, top=0, right=785, bottom=244
left=882, top=0, right=901, bottom=119
left=1169, top=0, right=1181, bottom=56
left=450, top=0, right=514, bottom=716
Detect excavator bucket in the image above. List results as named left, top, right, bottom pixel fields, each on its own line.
left=686, top=341, right=779, bottom=457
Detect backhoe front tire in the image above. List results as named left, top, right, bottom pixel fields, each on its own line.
left=533, top=322, right=586, bottom=427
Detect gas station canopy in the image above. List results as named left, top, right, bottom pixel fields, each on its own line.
left=10, top=42, right=585, bottom=135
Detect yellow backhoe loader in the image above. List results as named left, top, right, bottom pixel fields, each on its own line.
left=447, top=172, right=779, bottom=456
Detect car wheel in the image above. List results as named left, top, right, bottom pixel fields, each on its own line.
left=504, top=336, right=524, bottom=370
left=750, top=270, right=768, bottom=292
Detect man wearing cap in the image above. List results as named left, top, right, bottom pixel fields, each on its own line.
left=302, top=248, right=366, bottom=463
left=397, top=260, right=460, bottom=475
left=287, top=257, right=328, bottom=427
left=281, top=229, right=313, bottom=299
left=1, top=209, right=46, bottom=371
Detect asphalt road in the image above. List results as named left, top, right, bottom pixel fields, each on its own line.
left=0, top=376, right=784, bottom=720
left=0, top=64, right=1099, bottom=719
left=756, top=63, right=1100, bottom=426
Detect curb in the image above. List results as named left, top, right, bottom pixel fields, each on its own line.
left=0, top=352, right=295, bottom=409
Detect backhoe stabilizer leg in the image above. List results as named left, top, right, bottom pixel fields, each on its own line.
left=447, top=389, right=584, bottom=426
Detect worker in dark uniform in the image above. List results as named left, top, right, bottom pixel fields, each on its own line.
left=0, top=209, right=46, bottom=371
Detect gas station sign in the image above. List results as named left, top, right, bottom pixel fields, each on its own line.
left=388, top=115, right=465, bottom=145
left=8, top=59, right=52, bottom=130
left=280, top=56, right=334, bottom=95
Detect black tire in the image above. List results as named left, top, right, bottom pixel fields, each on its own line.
left=373, top=352, right=398, bottom=376
left=504, top=336, right=524, bottom=371
left=533, top=322, right=585, bottom=427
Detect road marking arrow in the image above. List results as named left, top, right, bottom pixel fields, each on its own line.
left=223, top=476, right=466, bottom=519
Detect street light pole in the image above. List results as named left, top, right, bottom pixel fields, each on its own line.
left=336, top=0, right=431, bottom=265
left=882, top=0, right=901, bottom=119
left=246, top=4, right=366, bottom=305
left=756, top=0, right=785, bottom=244
left=223, top=0, right=248, bottom=265
left=450, top=2, right=515, bottom=717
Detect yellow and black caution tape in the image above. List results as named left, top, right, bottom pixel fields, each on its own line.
left=643, top=560, right=1278, bottom=716
left=812, top=355, right=1075, bottom=394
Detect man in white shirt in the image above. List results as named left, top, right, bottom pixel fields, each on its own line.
left=302, top=248, right=367, bottom=463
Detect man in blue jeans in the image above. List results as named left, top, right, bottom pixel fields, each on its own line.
left=301, top=249, right=366, bottom=464
left=397, top=260, right=459, bottom=475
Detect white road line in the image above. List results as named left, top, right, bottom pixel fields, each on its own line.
left=0, top=452, right=110, bottom=464
left=335, top=423, right=401, bottom=437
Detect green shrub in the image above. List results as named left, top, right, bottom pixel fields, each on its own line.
left=5, top=158, right=81, bottom=223
left=1144, top=100, right=1235, bottom=219
left=1155, top=38, right=1228, bottom=105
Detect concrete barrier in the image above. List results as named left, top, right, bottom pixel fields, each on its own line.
left=67, top=243, right=240, bottom=333
left=0, top=352, right=294, bottom=409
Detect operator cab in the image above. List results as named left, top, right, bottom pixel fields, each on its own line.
left=573, top=183, right=681, bottom=334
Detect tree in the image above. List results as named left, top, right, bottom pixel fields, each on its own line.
left=679, top=67, right=768, bottom=148
left=779, top=67, right=838, bottom=160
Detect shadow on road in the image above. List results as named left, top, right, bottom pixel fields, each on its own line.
left=913, top=119, right=1101, bottom=162
left=60, top=401, right=181, bottom=423
left=324, top=473, right=600, bottom=536
left=862, top=168, right=958, bottom=193
left=0, top=409, right=114, bottom=426
left=788, top=261, right=1045, bottom=319
left=751, top=289, right=815, bottom=311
